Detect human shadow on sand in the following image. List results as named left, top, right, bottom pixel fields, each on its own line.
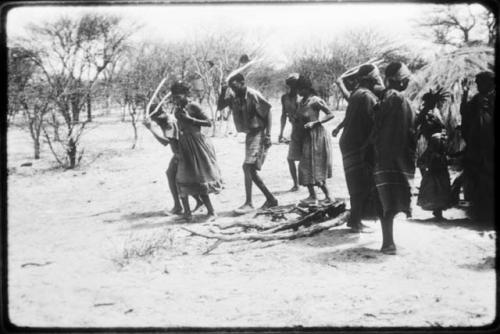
left=122, top=209, right=239, bottom=231
left=458, top=256, right=495, bottom=271
left=290, top=228, right=361, bottom=248
left=307, top=246, right=388, bottom=266
left=407, top=217, right=494, bottom=232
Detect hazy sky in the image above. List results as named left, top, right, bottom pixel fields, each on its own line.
left=6, top=3, right=475, bottom=67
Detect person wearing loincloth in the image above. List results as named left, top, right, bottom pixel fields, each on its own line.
left=171, top=81, right=223, bottom=221
left=218, top=73, right=278, bottom=214
left=278, top=73, right=301, bottom=191
left=372, top=62, right=417, bottom=255
left=295, top=75, right=335, bottom=205
left=143, top=106, right=204, bottom=215
left=338, top=64, right=382, bottom=232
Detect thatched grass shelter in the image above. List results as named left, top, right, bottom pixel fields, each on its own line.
left=407, top=46, right=494, bottom=155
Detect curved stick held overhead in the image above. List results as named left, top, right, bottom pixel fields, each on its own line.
left=145, top=76, right=168, bottom=120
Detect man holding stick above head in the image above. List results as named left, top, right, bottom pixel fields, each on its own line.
left=218, top=73, right=278, bottom=214
left=279, top=73, right=301, bottom=191
left=373, top=62, right=417, bottom=254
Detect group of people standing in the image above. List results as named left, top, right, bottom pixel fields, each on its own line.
left=143, top=60, right=494, bottom=255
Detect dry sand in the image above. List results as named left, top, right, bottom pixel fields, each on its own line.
left=7, top=106, right=496, bottom=328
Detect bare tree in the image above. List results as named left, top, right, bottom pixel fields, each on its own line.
left=8, top=46, right=51, bottom=159
left=21, top=13, right=132, bottom=168
left=418, top=4, right=494, bottom=47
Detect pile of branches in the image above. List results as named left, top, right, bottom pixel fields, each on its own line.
left=182, top=201, right=349, bottom=253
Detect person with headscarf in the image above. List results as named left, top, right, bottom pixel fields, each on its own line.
left=218, top=73, right=278, bottom=213
left=332, top=66, right=385, bottom=137
left=415, top=87, right=452, bottom=220
left=338, top=64, right=382, bottom=232
left=143, top=105, right=204, bottom=216
left=372, top=62, right=417, bottom=254
left=295, top=74, right=335, bottom=205
left=170, top=81, right=223, bottom=221
left=279, top=73, right=301, bottom=191
left=460, top=71, right=495, bottom=223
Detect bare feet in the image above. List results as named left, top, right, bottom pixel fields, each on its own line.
left=289, top=185, right=299, bottom=192
left=381, top=244, right=397, bottom=255
left=205, top=212, right=217, bottom=222
left=234, top=203, right=254, bottom=215
left=299, top=197, right=317, bottom=206
left=260, top=198, right=278, bottom=209
left=192, top=200, right=204, bottom=213
left=183, top=213, right=193, bottom=222
left=170, top=206, right=183, bottom=215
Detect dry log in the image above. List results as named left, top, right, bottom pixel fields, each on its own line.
left=182, top=211, right=350, bottom=243
left=271, top=201, right=346, bottom=233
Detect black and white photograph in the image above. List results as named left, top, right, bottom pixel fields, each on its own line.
left=4, top=0, right=497, bottom=329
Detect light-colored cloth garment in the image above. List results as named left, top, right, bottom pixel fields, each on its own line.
left=296, top=95, right=333, bottom=186
left=174, top=102, right=223, bottom=197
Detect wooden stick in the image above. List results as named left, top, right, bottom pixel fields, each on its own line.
left=225, top=57, right=262, bottom=83
left=145, top=77, right=168, bottom=119
left=182, top=211, right=350, bottom=242
left=340, top=58, right=383, bottom=79
left=148, top=92, right=171, bottom=118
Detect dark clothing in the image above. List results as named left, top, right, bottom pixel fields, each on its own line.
left=340, top=87, right=379, bottom=221
left=175, top=102, right=222, bottom=197
left=460, top=90, right=494, bottom=221
left=373, top=89, right=417, bottom=217
left=416, top=118, right=452, bottom=211
left=296, top=95, right=333, bottom=186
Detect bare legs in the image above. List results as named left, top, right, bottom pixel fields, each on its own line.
left=166, top=163, right=203, bottom=215
left=181, top=194, right=215, bottom=221
left=166, top=164, right=183, bottom=214
left=238, top=163, right=278, bottom=211
left=380, top=211, right=396, bottom=254
left=287, top=159, right=299, bottom=191
left=302, top=184, right=331, bottom=204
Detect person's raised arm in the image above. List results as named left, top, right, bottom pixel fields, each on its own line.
left=279, top=95, right=287, bottom=142
left=336, top=77, right=351, bottom=101
left=178, top=103, right=212, bottom=127
left=143, top=119, right=170, bottom=146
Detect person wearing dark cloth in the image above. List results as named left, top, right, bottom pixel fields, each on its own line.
left=143, top=108, right=204, bottom=215
left=338, top=64, right=381, bottom=232
left=332, top=68, right=385, bottom=137
left=373, top=62, right=417, bottom=255
left=279, top=73, right=301, bottom=191
left=415, top=88, right=452, bottom=220
left=170, top=81, right=223, bottom=221
left=218, top=74, right=278, bottom=214
left=295, top=75, right=335, bottom=205
left=460, top=71, right=495, bottom=223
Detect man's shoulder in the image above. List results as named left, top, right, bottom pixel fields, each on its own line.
left=352, top=87, right=377, bottom=101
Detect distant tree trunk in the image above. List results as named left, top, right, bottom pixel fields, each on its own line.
left=33, top=137, right=40, bottom=159
left=86, top=94, right=92, bottom=122
left=67, top=137, right=77, bottom=168
left=129, top=104, right=138, bottom=149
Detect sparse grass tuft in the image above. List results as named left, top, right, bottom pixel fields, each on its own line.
left=111, top=229, right=175, bottom=268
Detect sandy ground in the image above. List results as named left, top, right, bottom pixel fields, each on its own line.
left=7, top=105, right=496, bottom=328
